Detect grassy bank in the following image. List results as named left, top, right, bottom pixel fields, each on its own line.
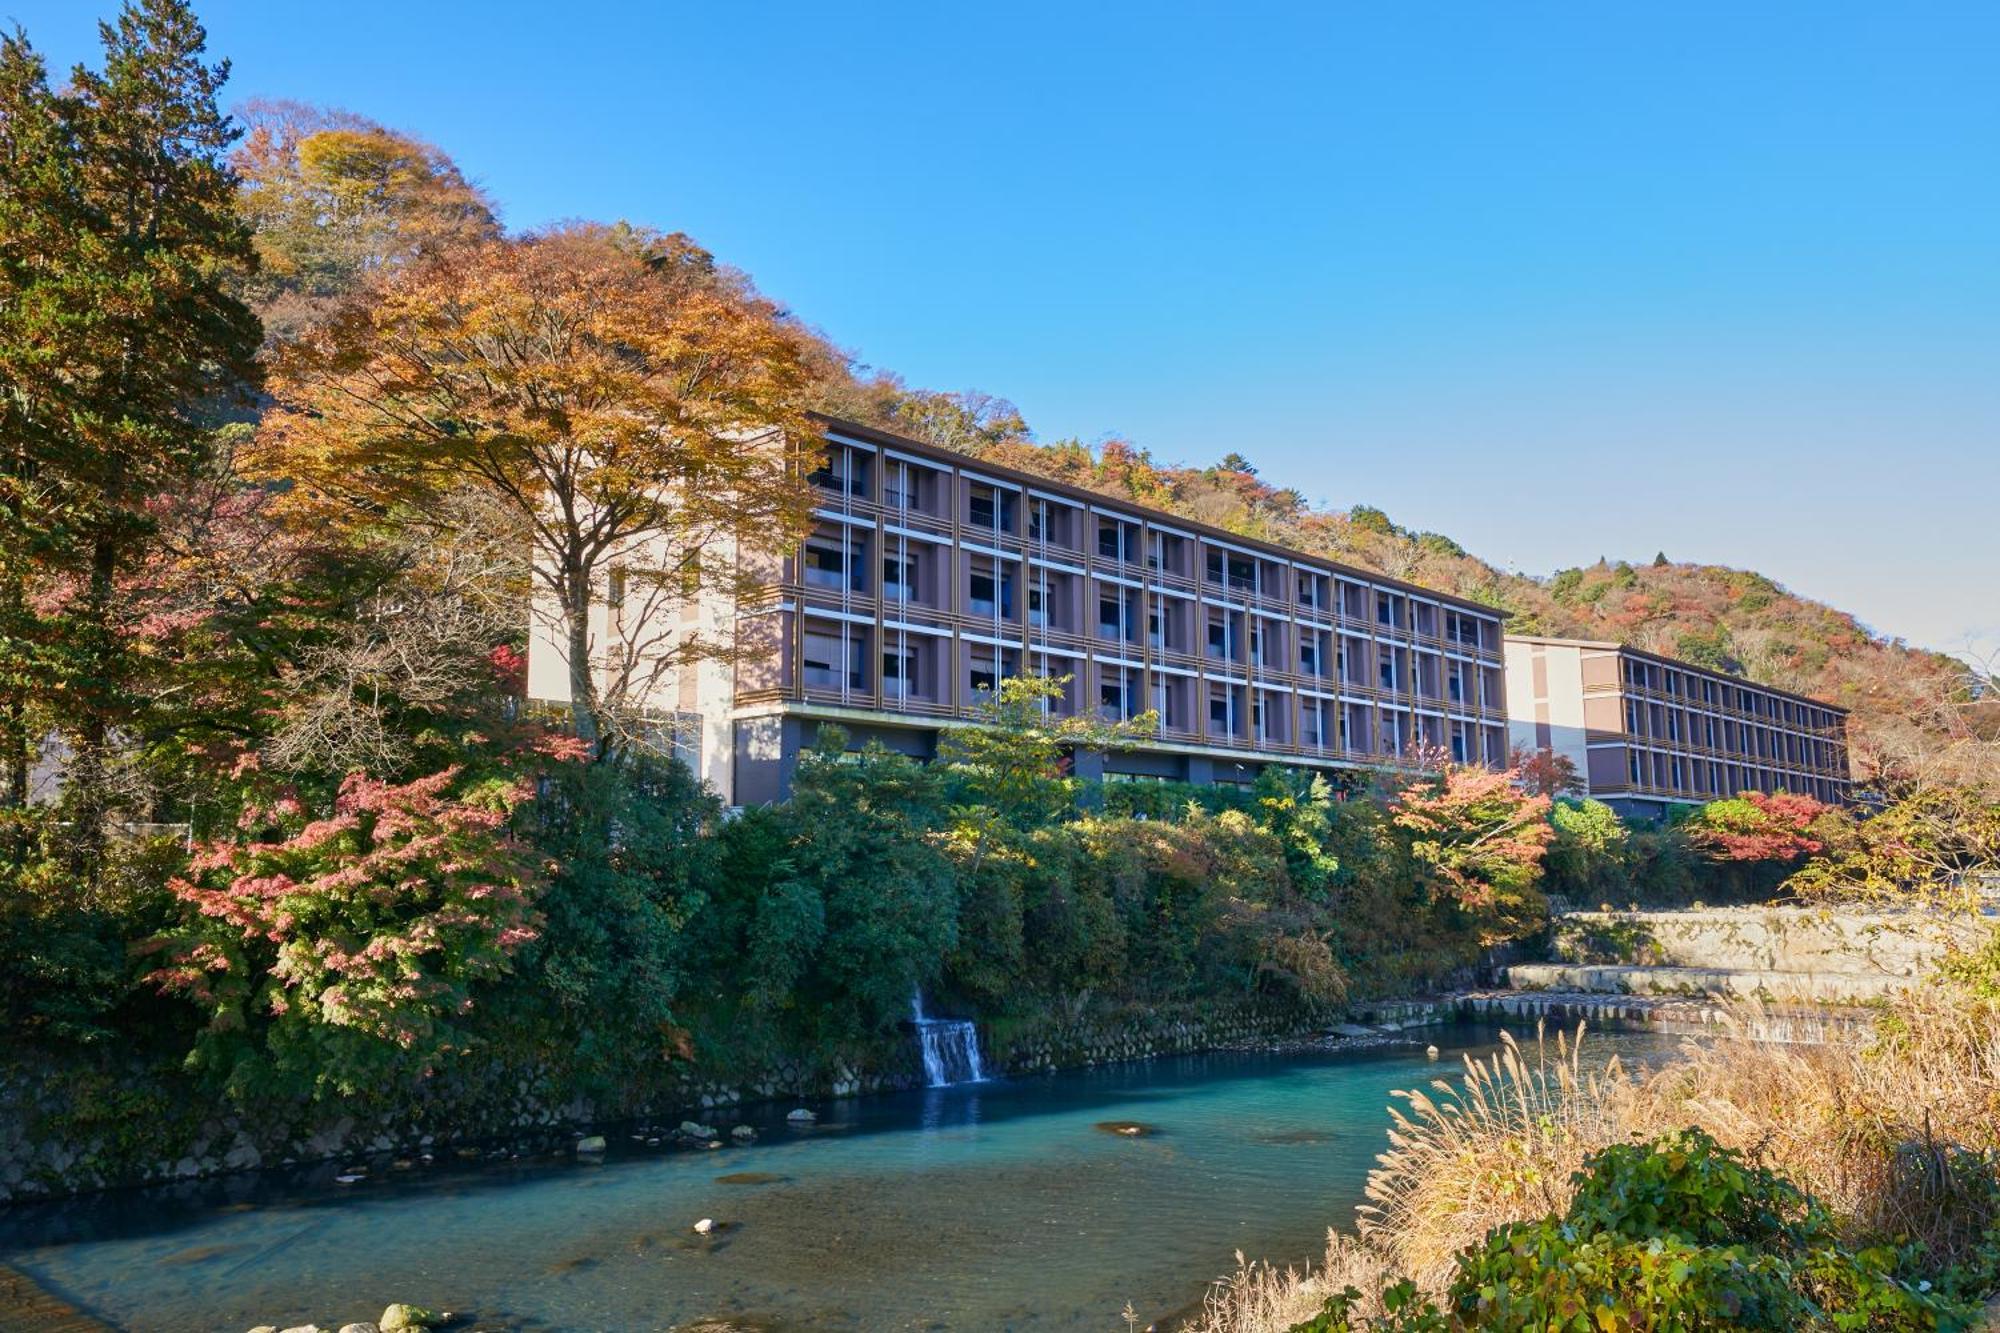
left=1190, top=936, right=2000, bottom=1331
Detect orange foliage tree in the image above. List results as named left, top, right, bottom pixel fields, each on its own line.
left=257, top=223, right=821, bottom=756
left=1388, top=758, right=1556, bottom=946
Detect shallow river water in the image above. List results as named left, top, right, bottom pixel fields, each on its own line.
left=0, top=1023, right=1686, bottom=1332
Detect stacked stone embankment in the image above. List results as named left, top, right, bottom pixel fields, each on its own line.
left=1506, top=907, right=1976, bottom=1007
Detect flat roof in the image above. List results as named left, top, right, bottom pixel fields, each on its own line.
left=1504, top=634, right=1848, bottom=714
left=811, top=413, right=1506, bottom=619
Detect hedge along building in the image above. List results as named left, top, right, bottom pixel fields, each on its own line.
left=526, top=416, right=1512, bottom=804
left=1503, top=635, right=1852, bottom=819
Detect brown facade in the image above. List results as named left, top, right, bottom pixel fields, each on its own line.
left=735, top=420, right=1512, bottom=785
left=1505, top=635, right=1851, bottom=811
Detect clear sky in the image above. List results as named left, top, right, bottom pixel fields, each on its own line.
left=12, top=1, right=1999, bottom=662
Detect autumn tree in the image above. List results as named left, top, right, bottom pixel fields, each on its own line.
left=1510, top=743, right=1583, bottom=798
left=1683, top=790, right=1829, bottom=864
left=0, top=0, right=260, bottom=858
left=1387, top=757, right=1555, bottom=945
left=1786, top=784, right=2000, bottom=914
left=259, top=222, right=820, bottom=757
left=232, top=99, right=499, bottom=338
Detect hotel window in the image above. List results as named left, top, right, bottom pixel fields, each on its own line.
left=805, top=535, right=864, bottom=592
left=883, top=553, right=917, bottom=601
left=883, top=465, right=922, bottom=512
left=808, top=446, right=868, bottom=498
left=882, top=647, right=919, bottom=698
left=1299, top=635, right=1321, bottom=678
left=967, top=485, right=1014, bottom=533
left=1206, top=610, right=1237, bottom=661
left=1099, top=590, right=1138, bottom=643
left=966, top=645, right=1018, bottom=695
left=1209, top=686, right=1236, bottom=733
left=1446, top=660, right=1466, bottom=704
left=1628, top=750, right=1643, bottom=785
left=803, top=629, right=865, bottom=691
left=1301, top=700, right=1324, bottom=748
left=1450, top=720, right=1469, bottom=764
left=1027, top=499, right=1070, bottom=545
left=1376, top=592, right=1402, bottom=629
left=1098, top=518, right=1136, bottom=562
left=1378, top=651, right=1398, bottom=692
left=1100, top=667, right=1140, bottom=720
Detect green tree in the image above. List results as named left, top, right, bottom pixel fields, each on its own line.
left=935, top=673, right=1154, bottom=866
left=1253, top=765, right=1343, bottom=898
left=1544, top=797, right=1632, bottom=903
left=0, top=0, right=260, bottom=864
left=506, top=752, right=720, bottom=1093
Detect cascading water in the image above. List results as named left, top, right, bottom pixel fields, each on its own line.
left=911, top=991, right=988, bottom=1087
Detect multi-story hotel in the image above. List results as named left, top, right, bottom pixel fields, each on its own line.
left=528, top=417, right=1512, bottom=805
left=1503, top=635, right=1850, bottom=817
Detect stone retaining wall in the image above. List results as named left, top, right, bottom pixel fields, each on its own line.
left=1553, top=908, right=1978, bottom=977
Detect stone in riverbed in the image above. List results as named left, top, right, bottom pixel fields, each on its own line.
left=379, top=1304, right=438, bottom=1331
left=574, top=1135, right=606, bottom=1155
left=338, top=1324, right=380, bottom=1333
left=678, top=1120, right=718, bottom=1140
left=730, top=1125, right=756, bottom=1142
left=785, top=1107, right=815, bottom=1123
left=1094, top=1120, right=1157, bottom=1137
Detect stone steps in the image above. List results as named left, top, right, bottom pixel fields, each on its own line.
left=1453, top=989, right=1867, bottom=1044
left=1506, top=962, right=1907, bottom=1004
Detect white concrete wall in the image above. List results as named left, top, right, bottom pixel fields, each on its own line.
left=1504, top=639, right=1589, bottom=779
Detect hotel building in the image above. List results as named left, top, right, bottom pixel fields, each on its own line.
left=529, top=417, right=1512, bottom=805
left=1503, top=635, right=1851, bottom=817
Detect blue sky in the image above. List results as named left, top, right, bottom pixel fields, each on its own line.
left=13, top=1, right=1998, bottom=662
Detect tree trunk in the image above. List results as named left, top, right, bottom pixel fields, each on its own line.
left=563, top=566, right=602, bottom=757
left=61, top=528, right=120, bottom=879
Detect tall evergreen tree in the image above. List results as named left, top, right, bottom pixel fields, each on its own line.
left=0, top=0, right=260, bottom=863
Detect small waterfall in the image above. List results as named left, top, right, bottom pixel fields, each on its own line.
left=912, top=992, right=988, bottom=1087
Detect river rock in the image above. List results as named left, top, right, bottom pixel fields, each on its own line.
left=1094, top=1120, right=1157, bottom=1137
left=247, top=1327, right=278, bottom=1333
left=338, top=1324, right=380, bottom=1333
left=785, top=1108, right=816, bottom=1124
left=730, top=1125, right=756, bottom=1141
left=379, top=1306, right=437, bottom=1332
left=278, top=1326, right=323, bottom=1333
left=678, top=1120, right=718, bottom=1140
left=574, top=1135, right=606, bottom=1155
left=1331, top=1023, right=1378, bottom=1038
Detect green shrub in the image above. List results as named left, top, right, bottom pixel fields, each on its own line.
left=1292, top=1129, right=1976, bottom=1331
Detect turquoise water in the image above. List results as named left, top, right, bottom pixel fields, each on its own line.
left=0, top=1024, right=1683, bottom=1332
